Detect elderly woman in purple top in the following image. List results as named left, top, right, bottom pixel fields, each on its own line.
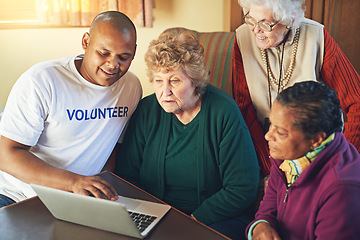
left=246, top=81, right=360, bottom=240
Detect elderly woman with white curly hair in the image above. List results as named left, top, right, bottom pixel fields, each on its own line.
left=232, top=0, right=360, bottom=180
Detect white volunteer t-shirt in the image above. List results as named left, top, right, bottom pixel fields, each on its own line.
left=0, top=55, right=142, bottom=202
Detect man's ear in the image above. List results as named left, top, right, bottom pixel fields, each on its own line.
left=132, top=44, right=137, bottom=60
left=310, top=132, right=327, bottom=150
left=82, top=32, right=90, bottom=50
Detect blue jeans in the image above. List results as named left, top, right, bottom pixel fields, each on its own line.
left=0, top=194, right=16, bottom=208
left=209, top=218, right=248, bottom=240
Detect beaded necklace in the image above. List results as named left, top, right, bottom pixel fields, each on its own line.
left=261, top=28, right=300, bottom=134
left=260, top=28, right=300, bottom=93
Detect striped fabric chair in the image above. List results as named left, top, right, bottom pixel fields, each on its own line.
left=163, top=28, right=236, bottom=97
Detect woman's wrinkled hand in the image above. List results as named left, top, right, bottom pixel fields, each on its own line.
left=252, top=222, right=281, bottom=240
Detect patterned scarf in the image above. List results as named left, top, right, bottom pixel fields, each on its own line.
left=279, top=133, right=335, bottom=186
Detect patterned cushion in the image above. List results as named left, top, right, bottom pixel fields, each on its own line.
left=163, top=28, right=235, bottom=96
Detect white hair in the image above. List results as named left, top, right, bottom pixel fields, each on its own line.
left=238, top=0, right=305, bottom=29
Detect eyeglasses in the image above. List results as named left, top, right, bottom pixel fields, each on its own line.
left=243, top=11, right=280, bottom=32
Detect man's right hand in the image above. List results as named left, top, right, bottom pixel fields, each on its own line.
left=70, top=175, right=118, bottom=201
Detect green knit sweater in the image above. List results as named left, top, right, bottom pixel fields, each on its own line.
left=116, top=85, right=259, bottom=225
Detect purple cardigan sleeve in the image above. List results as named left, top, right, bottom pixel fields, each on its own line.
left=246, top=163, right=282, bottom=236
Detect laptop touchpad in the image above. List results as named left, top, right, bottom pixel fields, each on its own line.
left=116, top=195, right=141, bottom=210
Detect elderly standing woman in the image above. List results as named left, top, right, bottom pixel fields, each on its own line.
left=232, top=0, right=360, bottom=177
left=246, top=81, right=360, bottom=240
left=115, top=32, right=260, bottom=239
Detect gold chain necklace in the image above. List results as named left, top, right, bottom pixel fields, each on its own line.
left=260, top=28, right=300, bottom=91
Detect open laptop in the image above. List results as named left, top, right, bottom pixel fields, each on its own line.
left=31, top=184, right=171, bottom=239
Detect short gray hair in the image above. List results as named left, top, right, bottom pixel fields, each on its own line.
left=238, top=0, right=305, bottom=29
left=276, top=81, right=343, bottom=139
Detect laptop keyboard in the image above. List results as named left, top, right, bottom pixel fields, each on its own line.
left=128, top=211, right=157, bottom=233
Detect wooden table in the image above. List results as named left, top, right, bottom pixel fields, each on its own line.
left=0, top=171, right=229, bottom=240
